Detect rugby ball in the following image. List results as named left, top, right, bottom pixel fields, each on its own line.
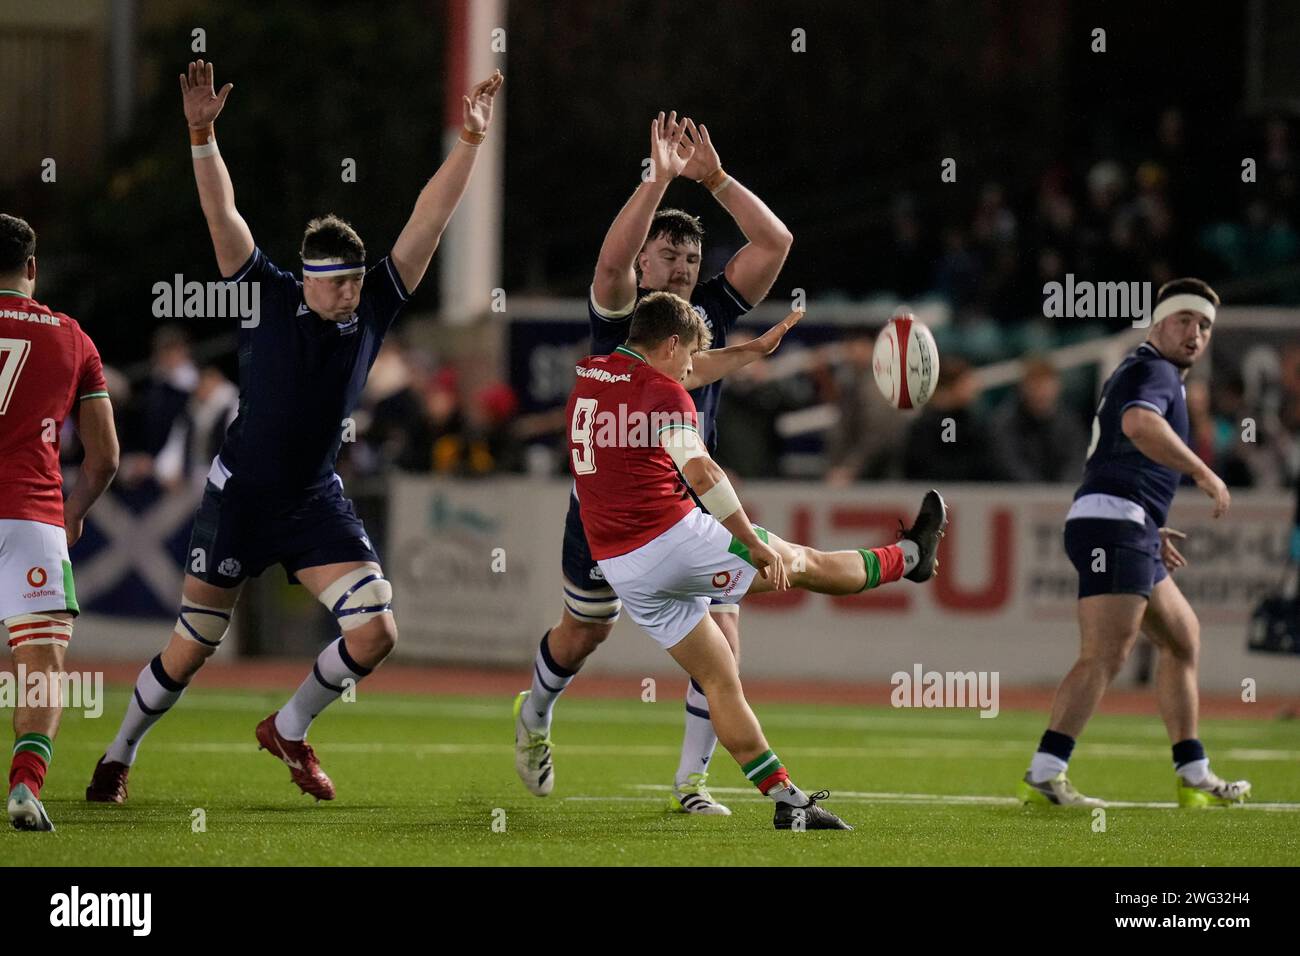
left=872, top=313, right=939, bottom=409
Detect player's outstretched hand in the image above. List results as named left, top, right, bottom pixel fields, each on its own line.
left=748, top=310, right=804, bottom=357
left=463, top=69, right=503, bottom=134
left=179, top=60, right=233, bottom=128
left=650, top=111, right=694, bottom=182
left=1194, top=466, right=1231, bottom=518
left=750, top=540, right=788, bottom=591
left=1158, top=527, right=1187, bottom=572
left=680, top=118, right=723, bottom=182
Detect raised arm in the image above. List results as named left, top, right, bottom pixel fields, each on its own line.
left=682, top=309, right=803, bottom=390
left=64, top=397, right=120, bottom=549
left=592, top=112, right=695, bottom=312
left=390, top=70, right=503, bottom=293
left=680, top=120, right=792, bottom=307
left=180, top=60, right=254, bottom=277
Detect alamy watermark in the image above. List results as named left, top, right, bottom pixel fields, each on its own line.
left=1043, top=274, right=1153, bottom=327
left=890, top=663, right=999, bottom=718
left=49, top=886, right=150, bottom=936
left=570, top=397, right=696, bottom=450
left=153, top=275, right=260, bottom=328
left=0, top=666, right=104, bottom=718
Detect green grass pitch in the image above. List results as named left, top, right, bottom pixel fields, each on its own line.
left=4, top=684, right=1298, bottom=866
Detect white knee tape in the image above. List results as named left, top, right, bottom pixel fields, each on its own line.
left=176, top=600, right=232, bottom=648
left=319, top=567, right=393, bottom=631
left=562, top=578, right=621, bottom=623
left=5, top=613, right=74, bottom=649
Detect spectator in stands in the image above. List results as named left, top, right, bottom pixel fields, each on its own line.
left=824, top=328, right=910, bottom=485
left=359, top=340, right=440, bottom=475
left=1208, top=375, right=1253, bottom=487
left=902, top=356, right=1002, bottom=481
left=119, top=325, right=198, bottom=485
left=990, top=358, right=1087, bottom=482
left=153, top=365, right=238, bottom=489
left=467, top=381, right=523, bottom=473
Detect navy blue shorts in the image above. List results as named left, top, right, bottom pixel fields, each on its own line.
left=186, top=477, right=379, bottom=588
left=1063, top=517, right=1166, bottom=599
left=561, top=491, right=606, bottom=593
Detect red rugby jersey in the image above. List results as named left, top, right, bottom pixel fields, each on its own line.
left=0, top=292, right=108, bottom=527
left=566, top=345, right=699, bottom=559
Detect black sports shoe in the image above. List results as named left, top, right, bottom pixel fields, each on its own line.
left=773, top=790, right=853, bottom=830
left=899, top=489, right=948, bottom=583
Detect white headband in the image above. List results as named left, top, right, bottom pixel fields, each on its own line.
left=1152, top=293, right=1215, bottom=325
left=302, top=257, right=365, bottom=278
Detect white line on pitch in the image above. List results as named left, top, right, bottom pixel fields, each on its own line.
left=607, top=785, right=1300, bottom=811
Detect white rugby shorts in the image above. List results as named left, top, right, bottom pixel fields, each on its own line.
left=0, top=519, right=77, bottom=644
left=597, top=508, right=755, bottom=650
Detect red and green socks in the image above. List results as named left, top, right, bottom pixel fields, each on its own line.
left=742, top=749, right=809, bottom=807
left=857, top=541, right=916, bottom=590
left=9, top=732, right=52, bottom=798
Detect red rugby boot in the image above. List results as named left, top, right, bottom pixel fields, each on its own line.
left=255, top=712, right=335, bottom=801
left=86, top=755, right=130, bottom=804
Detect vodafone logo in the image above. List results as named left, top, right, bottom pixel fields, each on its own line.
left=26, top=566, right=47, bottom=588
left=712, top=571, right=732, bottom=588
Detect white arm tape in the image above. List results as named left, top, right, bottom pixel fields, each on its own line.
left=661, top=423, right=706, bottom=470
left=192, top=141, right=219, bottom=159
left=660, top=424, right=741, bottom=520
left=699, top=475, right=741, bottom=521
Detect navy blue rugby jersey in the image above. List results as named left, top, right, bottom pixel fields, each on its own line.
left=1076, top=342, right=1189, bottom=526
left=214, top=248, right=409, bottom=494
left=587, top=272, right=751, bottom=451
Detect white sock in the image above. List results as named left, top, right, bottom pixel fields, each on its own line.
left=276, top=636, right=371, bottom=741
left=523, top=631, right=575, bottom=734
left=105, top=655, right=187, bottom=766
left=899, top=539, right=920, bottom=574
left=675, top=678, right=719, bottom=787
left=1029, top=751, right=1069, bottom=783
left=767, top=782, right=810, bottom=807
left=1176, top=758, right=1210, bottom=786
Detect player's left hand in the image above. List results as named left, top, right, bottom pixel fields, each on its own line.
left=680, top=119, right=722, bottom=182
left=750, top=540, right=788, bottom=590
left=746, top=310, right=804, bottom=357
left=1159, top=526, right=1187, bottom=572
left=463, top=70, right=503, bottom=134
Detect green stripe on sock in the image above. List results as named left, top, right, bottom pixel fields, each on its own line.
left=14, top=732, right=53, bottom=764
left=727, top=526, right=770, bottom=568
left=62, top=559, right=78, bottom=613
left=742, top=749, right=780, bottom=780
left=857, top=548, right=881, bottom=591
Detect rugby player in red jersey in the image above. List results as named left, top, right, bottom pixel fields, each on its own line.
left=565, top=291, right=947, bottom=829
left=516, top=111, right=804, bottom=813
left=0, top=214, right=120, bottom=831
